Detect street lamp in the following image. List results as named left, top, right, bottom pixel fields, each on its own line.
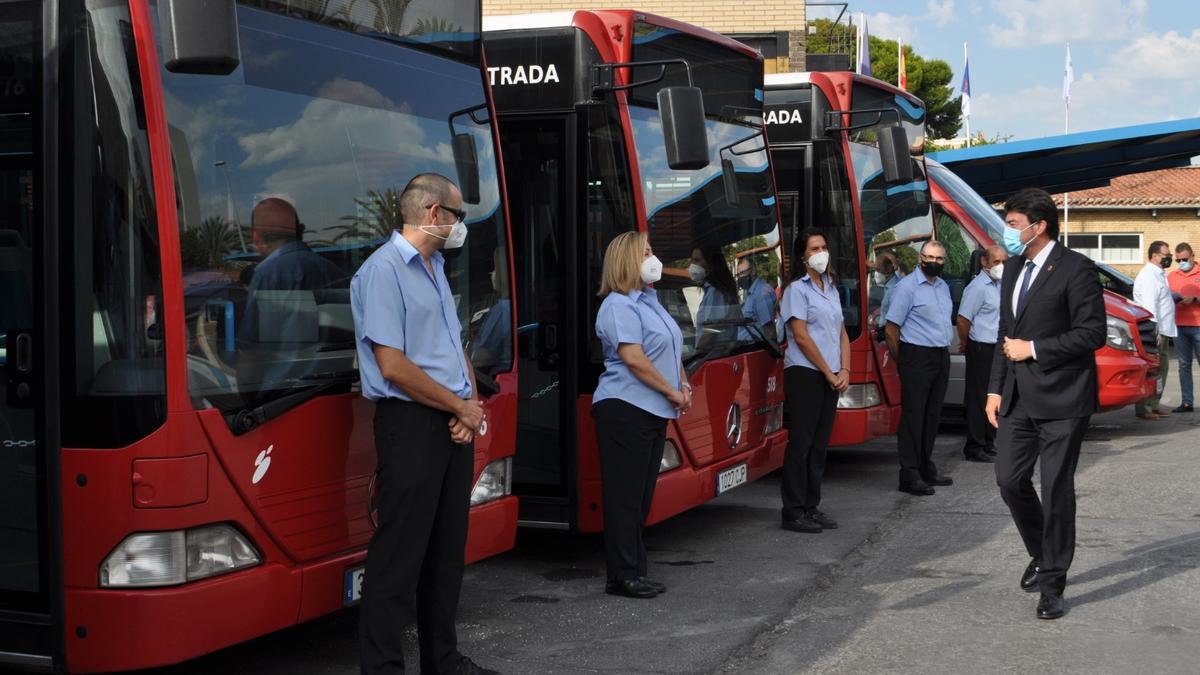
left=214, top=160, right=248, bottom=252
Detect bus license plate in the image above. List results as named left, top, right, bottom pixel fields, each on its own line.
left=716, top=463, right=748, bottom=495
left=344, top=565, right=365, bottom=606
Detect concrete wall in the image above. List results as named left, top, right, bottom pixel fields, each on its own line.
left=482, top=1, right=807, bottom=72
left=1059, top=207, right=1200, bottom=277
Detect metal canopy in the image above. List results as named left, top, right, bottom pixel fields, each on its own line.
left=927, top=117, right=1200, bottom=201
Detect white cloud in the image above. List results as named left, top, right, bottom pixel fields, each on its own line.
left=1111, top=29, right=1200, bottom=79
left=868, top=12, right=918, bottom=43
left=926, top=0, right=956, bottom=27
left=986, top=0, right=1148, bottom=47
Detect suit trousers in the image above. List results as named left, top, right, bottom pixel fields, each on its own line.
left=897, top=342, right=950, bottom=485
left=994, top=394, right=1088, bottom=595
left=781, top=365, right=839, bottom=520
left=360, top=400, right=472, bottom=675
left=593, top=399, right=668, bottom=582
left=962, top=340, right=997, bottom=456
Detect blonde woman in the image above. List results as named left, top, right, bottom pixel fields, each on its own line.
left=593, top=231, right=690, bottom=599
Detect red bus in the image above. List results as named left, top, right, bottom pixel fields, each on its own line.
left=482, top=11, right=788, bottom=532
left=763, top=71, right=925, bottom=445
left=1, top=1, right=518, bottom=671
left=925, top=159, right=1159, bottom=412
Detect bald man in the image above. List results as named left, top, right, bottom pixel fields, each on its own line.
left=957, top=244, right=1008, bottom=462
left=238, top=198, right=343, bottom=391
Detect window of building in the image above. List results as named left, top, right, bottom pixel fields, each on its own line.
left=1062, top=233, right=1142, bottom=264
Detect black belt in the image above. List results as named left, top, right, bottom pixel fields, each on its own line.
left=900, top=342, right=950, bottom=351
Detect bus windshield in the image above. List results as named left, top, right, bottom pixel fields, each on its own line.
left=161, top=6, right=508, bottom=423
left=848, top=83, right=933, bottom=249
left=927, top=161, right=1006, bottom=244
left=629, top=25, right=781, bottom=358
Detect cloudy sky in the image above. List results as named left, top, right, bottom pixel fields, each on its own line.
left=808, top=0, right=1200, bottom=142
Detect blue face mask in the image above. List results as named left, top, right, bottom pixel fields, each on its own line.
left=1003, top=222, right=1036, bottom=256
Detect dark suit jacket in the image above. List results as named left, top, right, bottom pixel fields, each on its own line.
left=988, top=242, right=1106, bottom=419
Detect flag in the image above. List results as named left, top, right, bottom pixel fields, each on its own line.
left=960, top=45, right=971, bottom=118
left=1063, top=43, right=1074, bottom=106
left=856, top=13, right=873, bottom=77
left=898, top=41, right=907, bottom=90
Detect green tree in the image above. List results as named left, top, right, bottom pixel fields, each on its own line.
left=334, top=188, right=405, bottom=242
left=807, top=19, right=963, bottom=140
left=926, top=130, right=1013, bottom=153
left=724, top=236, right=780, bottom=284
left=186, top=215, right=240, bottom=268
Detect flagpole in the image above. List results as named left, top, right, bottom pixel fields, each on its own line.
left=1063, top=43, right=1071, bottom=245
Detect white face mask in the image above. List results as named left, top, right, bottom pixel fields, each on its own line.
left=987, top=263, right=1004, bottom=281
left=420, top=220, right=467, bottom=249
left=873, top=270, right=888, bottom=285
left=641, top=255, right=663, bottom=285
left=688, top=263, right=707, bottom=284
left=807, top=251, right=830, bottom=274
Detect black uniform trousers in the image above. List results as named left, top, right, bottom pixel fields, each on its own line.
left=360, top=399, right=472, bottom=675
left=897, top=342, right=950, bottom=485
left=593, top=399, right=668, bottom=582
left=780, top=365, right=839, bottom=520
left=994, top=393, right=1088, bottom=595
left=962, top=340, right=997, bottom=456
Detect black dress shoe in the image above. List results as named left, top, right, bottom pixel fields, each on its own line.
left=964, top=451, right=995, bottom=463
left=639, top=577, right=666, bottom=593
left=898, top=481, right=935, bottom=496
left=1037, top=593, right=1065, bottom=619
left=1174, top=404, right=1194, bottom=413
left=984, top=447, right=998, bottom=457
left=782, top=514, right=823, bottom=533
left=924, top=475, right=953, bottom=486
left=807, top=508, right=838, bottom=529
left=1020, top=558, right=1041, bottom=592
left=605, top=578, right=658, bottom=599
left=448, top=655, right=501, bottom=675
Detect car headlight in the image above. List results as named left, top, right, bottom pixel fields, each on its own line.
left=100, top=524, right=260, bottom=588
left=470, top=457, right=512, bottom=506
left=660, top=439, right=682, bottom=473
left=837, top=383, right=881, bottom=409
left=1105, top=315, right=1135, bottom=351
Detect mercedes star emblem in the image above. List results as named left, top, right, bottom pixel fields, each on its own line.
left=726, top=403, right=742, bottom=448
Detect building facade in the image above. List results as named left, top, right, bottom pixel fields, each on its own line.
left=482, top=0, right=808, bottom=73
left=1055, top=166, right=1200, bottom=278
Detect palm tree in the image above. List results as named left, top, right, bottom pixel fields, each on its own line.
left=411, top=17, right=462, bottom=36
left=333, top=188, right=404, bottom=242
left=191, top=215, right=241, bottom=267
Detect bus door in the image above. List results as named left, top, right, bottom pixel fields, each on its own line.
left=0, top=2, right=59, bottom=667
left=498, top=114, right=581, bottom=528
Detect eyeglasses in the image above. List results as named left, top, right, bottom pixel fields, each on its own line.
left=432, top=203, right=467, bottom=222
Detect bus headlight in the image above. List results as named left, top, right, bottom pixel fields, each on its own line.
left=470, top=458, right=512, bottom=506
left=660, top=440, right=681, bottom=473
left=837, top=383, right=881, bottom=409
left=1106, top=315, right=1135, bottom=351
left=100, top=524, right=260, bottom=588
left=763, top=403, right=784, bottom=435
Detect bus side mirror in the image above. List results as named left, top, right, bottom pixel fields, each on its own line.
left=721, top=158, right=740, bottom=207
left=452, top=134, right=482, bottom=205
left=878, top=125, right=914, bottom=185
left=159, top=0, right=241, bottom=75
left=658, top=87, right=710, bottom=170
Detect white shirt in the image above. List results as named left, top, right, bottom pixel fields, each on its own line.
left=1133, top=261, right=1178, bottom=338
left=1011, top=240, right=1057, bottom=316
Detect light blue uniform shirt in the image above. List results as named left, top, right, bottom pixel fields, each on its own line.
left=958, top=271, right=1001, bottom=344
left=351, top=231, right=472, bottom=402
left=878, top=272, right=902, bottom=325
left=781, top=273, right=844, bottom=372
left=594, top=287, right=684, bottom=420
left=885, top=270, right=953, bottom=348
left=695, top=283, right=737, bottom=347
left=738, top=277, right=777, bottom=341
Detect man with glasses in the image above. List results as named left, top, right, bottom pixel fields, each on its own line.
left=1133, top=240, right=1177, bottom=420
left=737, top=255, right=778, bottom=342
left=1168, top=242, right=1200, bottom=416
left=885, top=240, right=955, bottom=496
left=352, top=173, right=497, bottom=675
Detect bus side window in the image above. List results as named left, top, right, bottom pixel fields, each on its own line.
left=934, top=210, right=982, bottom=318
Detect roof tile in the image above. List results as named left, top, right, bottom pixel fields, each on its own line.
left=1052, top=166, right=1200, bottom=207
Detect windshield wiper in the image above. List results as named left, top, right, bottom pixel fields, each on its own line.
left=229, top=371, right=358, bottom=434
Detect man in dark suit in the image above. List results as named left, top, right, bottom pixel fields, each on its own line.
left=986, top=188, right=1106, bottom=620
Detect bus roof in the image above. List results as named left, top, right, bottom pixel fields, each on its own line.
left=765, top=71, right=924, bottom=109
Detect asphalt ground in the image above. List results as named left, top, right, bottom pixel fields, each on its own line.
left=22, top=363, right=1200, bottom=675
